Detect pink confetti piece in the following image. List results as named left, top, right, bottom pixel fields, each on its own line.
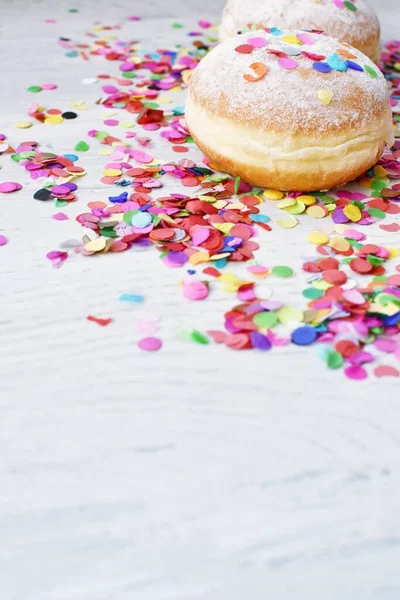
left=52, top=212, right=69, bottom=221
left=374, top=365, right=400, bottom=378
left=137, top=336, right=163, bottom=351
left=0, top=181, right=22, bottom=193
left=379, top=223, right=400, bottom=232
left=278, top=57, right=298, bottom=70
left=130, top=149, right=153, bottom=164
left=344, top=365, right=368, bottom=380
left=248, top=37, right=267, bottom=48
left=0, top=235, right=7, bottom=246
left=183, top=280, right=209, bottom=301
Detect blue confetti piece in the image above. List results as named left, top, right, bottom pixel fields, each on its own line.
left=346, top=60, right=364, bottom=72
left=119, top=293, right=145, bottom=303
left=63, top=153, right=78, bottom=162
left=250, top=213, right=271, bottom=223
left=327, top=53, right=348, bottom=72
left=109, top=191, right=128, bottom=203
left=313, top=62, right=332, bottom=73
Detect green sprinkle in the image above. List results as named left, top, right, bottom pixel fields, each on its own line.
left=234, top=176, right=241, bottom=195
left=27, top=85, right=42, bottom=93
left=190, top=330, right=210, bottom=344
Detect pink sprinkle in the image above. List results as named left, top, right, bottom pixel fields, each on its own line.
left=278, top=57, right=298, bottom=70
left=333, top=0, right=345, bottom=7
left=248, top=37, right=267, bottom=48
left=41, top=83, right=57, bottom=90
left=0, top=235, right=7, bottom=246
left=374, top=365, right=399, bottom=378
left=198, top=19, right=211, bottom=28
left=183, top=280, right=209, bottom=301
left=104, top=119, right=119, bottom=126
left=52, top=212, right=69, bottom=221
left=137, top=336, right=163, bottom=352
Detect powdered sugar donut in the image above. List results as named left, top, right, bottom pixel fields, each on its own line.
left=185, top=29, right=393, bottom=192
left=220, top=0, right=380, bottom=62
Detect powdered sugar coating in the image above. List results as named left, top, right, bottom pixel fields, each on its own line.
left=221, top=0, right=379, bottom=49
left=188, top=29, right=390, bottom=134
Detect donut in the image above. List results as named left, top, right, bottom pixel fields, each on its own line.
left=185, top=29, right=393, bottom=192
left=220, top=0, right=380, bottom=63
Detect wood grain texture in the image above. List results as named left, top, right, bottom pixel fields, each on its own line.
left=1, top=1, right=400, bottom=598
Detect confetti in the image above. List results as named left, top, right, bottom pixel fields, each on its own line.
left=137, top=337, right=163, bottom=351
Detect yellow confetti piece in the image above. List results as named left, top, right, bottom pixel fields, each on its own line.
left=308, top=231, right=330, bottom=245
left=284, top=201, right=306, bottom=215
left=98, top=147, right=112, bottom=155
left=157, top=95, right=173, bottom=104
left=276, top=306, right=304, bottom=325
left=213, top=200, right=228, bottom=210
left=303, top=309, right=319, bottom=323
left=387, top=247, right=400, bottom=259
left=277, top=198, right=296, bottom=209
left=330, top=237, right=350, bottom=252
left=306, top=205, right=328, bottom=219
left=213, top=222, right=234, bottom=234
left=103, top=168, right=122, bottom=177
left=15, top=120, right=33, bottom=129
left=45, top=114, right=64, bottom=124
left=314, top=279, right=331, bottom=291
left=333, top=224, right=348, bottom=234
left=69, top=100, right=87, bottom=110
left=282, top=34, right=301, bottom=45
left=100, top=110, right=117, bottom=117
left=317, top=89, right=333, bottom=105
left=85, top=238, right=107, bottom=252
left=297, top=194, right=316, bottom=206
left=189, top=251, right=210, bottom=265
left=263, top=189, right=284, bottom=200
left=119, top=121, right=135, bottom=128
left=343, top=204, right=362, bottom=222
left=373, top=165, right=388, bottom=178
left=275, top=216, right=298, bottom=228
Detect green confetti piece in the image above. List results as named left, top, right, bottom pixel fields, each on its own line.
left=253, top=311, right=279, bottom=329
left=367, top=207, right=386, bottom=219
left=367, top=255, right=384, bottom=267
left=68, top=8, right=79, bottom=12
left=122, top=71, right=136, bottom=79
left=74, top=140, right=89, bottom=152
left=190, top=330, right=210, bottom=345
left=54, top=199, right=68, bottom=207
left=365, top=65, right=378, bottom=78
left=234, top=176, right=241, bottom=195
left=326, top=350, right=343, bottom=369
left=99, top=227, right=117, bottom=238
left=172, top=23, right=183, bottom=28
left=272, top=265, right=294, bottom=278
left=27, top=85, right=42, bottom=93
left=302, top=288, right=324, bottom=299
left=344, top=0, right=357, bottom=10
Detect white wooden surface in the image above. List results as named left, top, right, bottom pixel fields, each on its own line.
left=1, top=1, right=400, bottom=598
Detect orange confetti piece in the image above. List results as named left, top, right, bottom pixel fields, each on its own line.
left=243, top=62, right=268, bottom=82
